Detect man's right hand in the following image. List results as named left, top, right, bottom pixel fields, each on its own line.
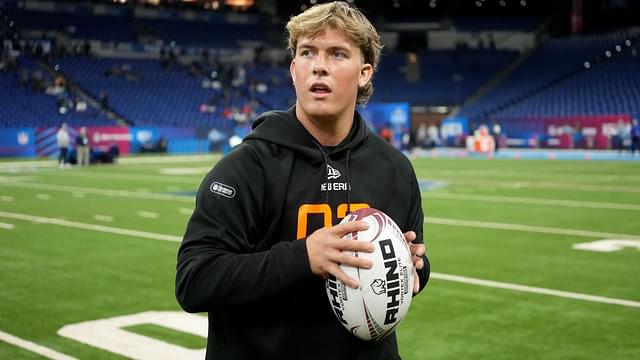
left=305, top=221, right=374, bottom=289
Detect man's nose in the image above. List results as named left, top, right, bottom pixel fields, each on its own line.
left=312, top=54, right=329, bottom=76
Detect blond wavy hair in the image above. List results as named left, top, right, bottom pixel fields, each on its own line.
left=286, top=1, right=383, bottom=105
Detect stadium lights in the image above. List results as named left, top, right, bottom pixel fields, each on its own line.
left=583, top=61, right=591, bottom=69
left=615, top=45, right=622, bottom=52
left=605, top=50, right=612, bottom=58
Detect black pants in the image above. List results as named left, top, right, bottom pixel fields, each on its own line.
left=59, top=147, right=69, bottom=164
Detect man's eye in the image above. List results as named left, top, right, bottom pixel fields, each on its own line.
left=333, top=52, right=346, bottom=58
left=300, top=50, right=312, bottom=56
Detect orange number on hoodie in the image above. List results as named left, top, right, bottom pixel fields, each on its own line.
left=296, top=203, right=369, bottom=240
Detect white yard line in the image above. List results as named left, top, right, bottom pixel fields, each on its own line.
left=443, top=179, right=640, bottom=194
left=431, top=273, right=640, bottom=308
left=0, top=195, right=14, bottom=202
left=0, top=330, right=77, bottom=360
left=425, top=217, right=640, bottom=240
left=36, top=193, right=51, bottom=200
left=424, top=192, right=640, bottom=211
left=0, top=211, right=181, bottom=243
left=0, top=182, right=193, bottom=202
left=43, top=171, right=199, bottom=184
left=0, top=222, right=15, bottom=230
left=0, top=210, right=638, bottom=310
left=178, top=208, right=194, bottom=215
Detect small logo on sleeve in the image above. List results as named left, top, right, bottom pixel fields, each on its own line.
left=210, top=182, right=236, bottom=198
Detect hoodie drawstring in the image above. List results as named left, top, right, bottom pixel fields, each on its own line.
left=345, top=149, right=352, bottom=215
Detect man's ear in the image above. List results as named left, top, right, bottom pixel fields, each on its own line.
left=290, top=59, right=296, bottom=83
left=358, top=63, right=373, bottom=88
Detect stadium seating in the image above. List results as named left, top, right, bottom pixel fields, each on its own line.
left=0, top=56, right=109, bottom=127
left=459, top=30, right=640, bottom=121
left=372, top=49, right=517, bottom=105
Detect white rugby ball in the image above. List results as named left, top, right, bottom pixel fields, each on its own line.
left=325, top=207, right=414, bottom=341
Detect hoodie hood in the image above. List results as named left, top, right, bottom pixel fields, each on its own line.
left=244, top=106, right=370, bottom=163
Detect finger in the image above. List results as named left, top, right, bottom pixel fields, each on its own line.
left=328, top=263, right=359, bottom=289
left=336, top=252, right=372, bottom=269
left=330, top=220, right=369, bottom=236
left=410, top=243, right=425, bottom=257
left=335, top=239, right=375, bottom=253
left=413, top=268, right=420, bottom=294
left=403, top=231, right=416, bottom=243
left=413, top=256, right=424, bottom=270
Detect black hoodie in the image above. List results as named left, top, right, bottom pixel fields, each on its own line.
left=176, top=107, right=429, bottom=360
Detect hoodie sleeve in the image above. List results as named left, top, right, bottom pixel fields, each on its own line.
left=407, top=167, right=431, bottom=293
left=175, top=144, right=313, bottom=312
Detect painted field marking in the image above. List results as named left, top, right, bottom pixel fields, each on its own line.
left=0, top=210, right=637, bottom=309
left=36, top=193, right=51, bottom=200
left=159, top=167, right=210, bottom=175
left=431, top=272, right=640, bottom=309
left=0, top=211, right=181, bottom=243
left=136, top=188, right=151, bottom=193
left=0, top=182, right=192, bottom=202
left=0, top=329, right=77, bottom=360
left=45, top=171, right=200, bottom=184
left=72, top=192, right=86, bottom=198
left=0, top=222, right=14, bottom=230
left=424, top=192, right=640, bottom=211
left=1, top=195, right=14, bottom=202
left=444, top=179, right=640, bottom=194
left=573, top=239, right=640, bottom=253
left=178, top=208, right=193, bottom=215
left=137, top=211, right=159, bottom=219
left=425, top=217, right=640, bottom=240
left=93, top=215, right=114, bottom=222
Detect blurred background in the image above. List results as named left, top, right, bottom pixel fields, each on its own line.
left=1, top=2, right=640, bottom=360
left=1, top=0, right=640, bottom=160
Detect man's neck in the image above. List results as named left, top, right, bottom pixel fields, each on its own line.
left=295, top=105, right=354, bottom=146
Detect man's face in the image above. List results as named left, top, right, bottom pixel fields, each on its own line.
left=290, top=27, right=372, bottom=122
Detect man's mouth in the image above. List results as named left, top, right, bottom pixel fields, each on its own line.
left=310, top=82, right=331, bottom=94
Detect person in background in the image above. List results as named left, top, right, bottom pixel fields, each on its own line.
left=75, top=126, right=90, bottom=166
left=491, top=118, right=502, bottom=152
left=56, top=122, right=70, bottom=169
left=631, top=118, right=640, bottom=155
left=175, top=2, right=429, bottom=359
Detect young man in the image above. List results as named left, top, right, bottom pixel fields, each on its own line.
left=56, top=122, right=70, bottom=169
left=176, top=2, right=430, bottom=359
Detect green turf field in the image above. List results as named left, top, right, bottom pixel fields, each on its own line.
left=1, top=154, right=639, bottom=359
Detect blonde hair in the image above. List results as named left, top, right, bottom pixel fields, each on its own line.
left=286, top=1, right=383, bottom=105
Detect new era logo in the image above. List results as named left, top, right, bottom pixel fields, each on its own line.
left=327, top=165, right=341, bottom=180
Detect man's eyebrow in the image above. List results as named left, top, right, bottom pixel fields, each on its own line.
left=297, top=44, right=352, bottom=53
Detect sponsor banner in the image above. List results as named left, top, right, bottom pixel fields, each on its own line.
left=88, top=127, right=131, bottom=155
left=499, top=115, right=630, bottom=149
left=542, top=115, right=629, bottom=149
left=0, top=128, right=36, bottom=157
left=358, top=103, right=410, bottom=150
